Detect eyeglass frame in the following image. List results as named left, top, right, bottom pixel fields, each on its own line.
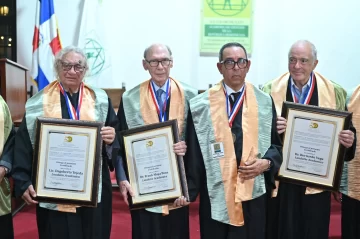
left=145, top=59, right=172, bottom=67
left=220, top=58, right=249, bottom=69
left=288, top=57, right=313, bottom=65
left=60, top=61, right=86, bottom=73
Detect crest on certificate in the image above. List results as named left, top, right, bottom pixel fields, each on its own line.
left=310, top=122, right=319, bottom=129
left=64, top=136, right=73, bottom=142
left=146, top=140, right=153, bottom=147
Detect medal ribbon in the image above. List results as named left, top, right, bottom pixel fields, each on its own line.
left=291, top=72, right=316, bottom=104
left=58, top=82, right=84, bottom=120
left=223, top=82, right=246, bottom=127
left=149, top=79, right=171, bottom=122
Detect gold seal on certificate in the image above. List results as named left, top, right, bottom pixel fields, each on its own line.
left=278, top=102, right=352, bottom=191
left=121, top=120, right=189, bottom=209
left=32, top=117, right=104, bottom=207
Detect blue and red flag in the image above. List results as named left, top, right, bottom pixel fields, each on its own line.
left=31, top=0, right=62, bottom=90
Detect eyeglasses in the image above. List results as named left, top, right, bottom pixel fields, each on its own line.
left=60, top=62, right=86, bottom=72
left=289, top=57, right=310, bottom=65
left=220, top=58, right=248, bottom=69
left=145, top=59, right=172, bottom=67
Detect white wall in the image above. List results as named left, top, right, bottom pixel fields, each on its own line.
left=17, top=0, right=360, bottom=91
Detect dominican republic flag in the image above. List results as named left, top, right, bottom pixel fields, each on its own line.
left=31, top=0, right=62, bottom=90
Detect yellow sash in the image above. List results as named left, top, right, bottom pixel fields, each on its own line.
left=207, top=82, right=261, bottom=226
left=270, top=72, right=336, bottom=196
left=139, top=77, right=186, bottom=214
left=43, top=81, right=97, bottom=212
left=345, top=86, right=360, bottom=200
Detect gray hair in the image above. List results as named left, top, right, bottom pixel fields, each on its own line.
left=54, top=46, right=89, bottom=78
left=288, top=40, right=318, bottom=62
left=143, top=44, right=172, bottom=59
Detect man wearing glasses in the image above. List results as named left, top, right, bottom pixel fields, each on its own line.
left=262, top=40, right=356, bottom=239
left=184, top=42, right=282, bottom=239
left=115, top=43, right=197, bottom=239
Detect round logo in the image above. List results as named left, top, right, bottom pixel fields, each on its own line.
left=64, top=136, right=73, bottom=142
left=310, top=122, right=319, bottom=129
left=207, top=0, right=249, bottom=16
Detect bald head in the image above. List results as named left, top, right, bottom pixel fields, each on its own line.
left=143, top=44, right=172, bottom=60
left=289, top=40, right=317, bottom=62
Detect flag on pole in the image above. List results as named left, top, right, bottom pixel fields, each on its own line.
left=77, top=0, right=112, bottom=88
left=31, top=0, right=62, bottom=91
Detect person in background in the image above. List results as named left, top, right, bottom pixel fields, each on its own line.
left=0, top=95, right=16, bottom=239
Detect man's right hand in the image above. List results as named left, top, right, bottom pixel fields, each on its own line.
left=277, top=116, right=287, bottom=134
left=119, top=180, right=135, bottom=205
left=22, top=185, right=38, bottom=205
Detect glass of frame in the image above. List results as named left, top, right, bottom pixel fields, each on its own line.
left=278, top=102, right=352, bottom=191
left=32, top=117, right=103, bottom=207
left=121, top=120, right=189, bottom=209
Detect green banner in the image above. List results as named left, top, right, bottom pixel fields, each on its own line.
left=200, top=0, right=253, bottom=56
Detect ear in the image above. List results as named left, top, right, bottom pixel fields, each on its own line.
left=312, top=59, right=319, bottom=71
left=142, top=59, right=148, bottom=71
left=217, top=62, right=223, bottom=74
left=170, top=59, right=173, bottom=68
left=246, top=60, right=251, bottom=73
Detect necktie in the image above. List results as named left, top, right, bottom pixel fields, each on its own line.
left=156, top=89, right=165, bottom=111
left=229, top=92, right=241, bottom=108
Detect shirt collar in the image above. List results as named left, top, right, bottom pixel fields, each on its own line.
left=151, top=79, right=169, bottom=92
left=290, top=74, right=312, bottom=91
left=223, top=82, right=245, bottom=95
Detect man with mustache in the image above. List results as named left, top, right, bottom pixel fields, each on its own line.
left=184, top=42, right=282, bottom=239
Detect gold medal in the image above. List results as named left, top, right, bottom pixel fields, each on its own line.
left=232, top=133, right=236, bottom=143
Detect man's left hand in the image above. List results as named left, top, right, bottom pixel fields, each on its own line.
left=173, top=141, right=187, bottom=156
left=101, top=126, right=115, bottom=145
left=339, top=130, right=354, bottom=148
left=238, top=158, right=270, bottom=182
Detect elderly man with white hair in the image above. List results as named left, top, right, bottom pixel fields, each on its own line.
left=263, top=40, right=356, bottom=239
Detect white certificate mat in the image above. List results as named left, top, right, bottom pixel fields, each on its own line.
left=280, top=109, right=344, bottom=187
left=36, top=124, right=97, bottom=202
left=286, top=117, right=336, bottom=177
left=132, top=136, right=174, bottom=195
left=124, top=126, right=182, bottom=205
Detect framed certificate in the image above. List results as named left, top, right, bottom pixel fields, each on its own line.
left=121, top=120, right=189, bottom=209
left=32, top=117, right=104, bottom=207
left=278, top=102, right=352, bottom=191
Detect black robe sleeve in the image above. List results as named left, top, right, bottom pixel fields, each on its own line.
left=184, top=110, right=205, bottom=202
left=262, top=98, right=283, bottom=189
left=0, top=126, right=16, bottom=175
left=113, top=99, right=128, bottom=183
left=344, top=106, right=356, bottom=162
left=12, top=115, right=33, bottom=198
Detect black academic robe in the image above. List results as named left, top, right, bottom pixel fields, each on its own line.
left=184, top=98, right=282, bottom=239
left=116, top=97, right=190, bottom=239
left=266, top=79, right=356, bottom=239
left=12, top=92, right=119, bottom=239
left=0, top=126, right=16, bottom=239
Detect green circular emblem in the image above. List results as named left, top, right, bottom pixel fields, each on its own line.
left=84, top=38, right=106, bottom=77
left=207, top=0, right=249, bottom=16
